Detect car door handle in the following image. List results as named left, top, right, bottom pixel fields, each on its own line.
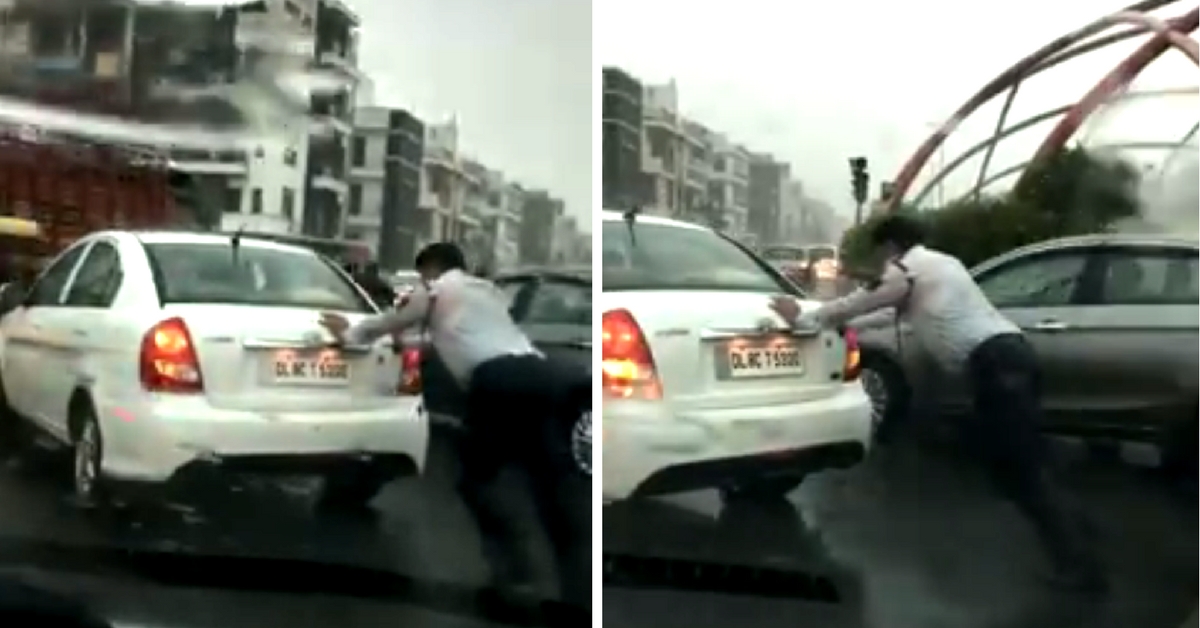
left=71, top=329, right=88, bottom=337
left=1032, top=320, right=1069, bottom=332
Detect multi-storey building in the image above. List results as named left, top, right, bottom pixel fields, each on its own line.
left=419, top=119, right=468, bottom=247
left=748, top=154, right=790, bottom=245
left=706, top=134, right=752, bottom=236
left=601, top=66, right=645, bottom=208
left=477, top=171, right=522, bottom=272
left=347, top=104, right=424, bottom=269
left=640, top=81, right=686, bottom=217
left=518, top=189, right=562, bottom=266
left=301, top=0, right=358, bottom=238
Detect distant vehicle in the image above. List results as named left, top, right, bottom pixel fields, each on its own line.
left=388, top=270, right=422, bottom=303
left=601, top=210, right=872, bottom=503
left=0, top=231, right=428, bottom=509
left=414, top=267, right=592, bottom=477
left=856, top=232, right=1198, bottom=474
left=0, top=132, right=179, bottom=254
left=760, top=245, right=809, bottom=285
left=805, top=244, right=841, bottom=281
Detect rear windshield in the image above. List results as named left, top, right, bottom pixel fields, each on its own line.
left=761, top=247, right=807, bottom=263
left=602, top=220, right=801, bottom=295
left=144, top=242, right=374, bottom=312
left=523, top=280, right=591, bottom=326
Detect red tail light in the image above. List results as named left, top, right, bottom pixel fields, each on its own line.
left=398, top=346, right=422, bottom=395
left=602, top=309, right=661, bottom=400
left=842, top=327, right=862, bottom=382
left=140, top=317, right=203, bottom=393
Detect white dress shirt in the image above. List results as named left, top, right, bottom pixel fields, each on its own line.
left=345, top=269, right=539, bottom=387
left=796, top=245, right=1019, bottom=372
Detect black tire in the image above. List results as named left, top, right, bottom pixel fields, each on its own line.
left=569, top=407, right=592, bottom=478
left=316, top=464, right=390, bottom=513
left=0, top=370, right=22, bottom=453
left=859, top=351, right=912, bottom=445
left=70, top=403, right=111, bottom=508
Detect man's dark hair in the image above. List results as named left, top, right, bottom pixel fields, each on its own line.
left=869, top=214, right=926, bottom=251
left=414, top=242, right=466, bottom=272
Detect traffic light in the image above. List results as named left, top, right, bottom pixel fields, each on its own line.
left=848, top=157, right=869, bottom=205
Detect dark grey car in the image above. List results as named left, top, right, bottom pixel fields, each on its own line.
left=420, top=268, right=592, bottom=476
left=857, top=233, right=1198, bottom=471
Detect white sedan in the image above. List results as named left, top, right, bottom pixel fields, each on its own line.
left=601, top=211, right=872, bottom=503
left=0, top=231, right=428, bottom=510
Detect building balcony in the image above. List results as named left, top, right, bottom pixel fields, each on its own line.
left=349, top=164, right=384, bottom=180
left=423, top=147, right=461, bottom=172
left=345, top=212, right=381, bottom=228
left=312, top=169, right=348, bottom=195
left=419, top=188, right=456, bottom=216
left=167, top=149, right=247, bottom=176
left=310, top=113, right=354, bottom=137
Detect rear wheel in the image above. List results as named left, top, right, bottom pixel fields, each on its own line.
left=71, top=406, right=110, bottom=508
left=570, top=408, right=592, bottom=477
left=860, top=352, right=911, bottom=444
left=0, top=371, right=21, bottom=453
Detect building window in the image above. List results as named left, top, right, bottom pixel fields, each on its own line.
left=351, top=136, right=366, bottom=167
left=348, top=184, right=362, bottom=216
left=223, top=188, right=241, bottom=214
left=281, top=187, right=295, bottom=219
left=283, top=148, right=298, bottom=167
left=250, top=188, right=263, bottom=214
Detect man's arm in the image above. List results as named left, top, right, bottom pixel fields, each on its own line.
left=343, top=287, right=433, bottom=344
left=797, top=262, right=911, bottom=329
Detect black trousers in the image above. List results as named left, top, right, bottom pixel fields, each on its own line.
left=964, top=333, right=1102, bottom=576
left=453, top=353, right=585, bottom=605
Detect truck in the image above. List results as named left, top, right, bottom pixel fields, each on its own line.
left=0, top=128, right=182, bottom=265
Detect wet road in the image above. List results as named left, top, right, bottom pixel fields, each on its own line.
left=604, top=436, right=1197, bottom=628
left=0, top=427, right=591, bottom=610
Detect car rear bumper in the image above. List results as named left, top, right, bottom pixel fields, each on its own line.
left=602, top=384, right=872, bottom=501
left=95, top=396, right=428, bottom=485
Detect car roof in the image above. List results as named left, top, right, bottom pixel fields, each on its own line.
left=973, top=231, right=1199, bottom=273
left=600, top=209, right=709, bottom=232
left=104, top=230, right=322, bottom=256
left=497, top=267, right=591, bottom=284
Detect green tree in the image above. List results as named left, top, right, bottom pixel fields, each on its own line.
left=839, top=147, right=1140, bottom=271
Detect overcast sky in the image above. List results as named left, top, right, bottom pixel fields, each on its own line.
left=349, top=0, right=592, bottom=229
left=597, top=0, right=1196, bottom=216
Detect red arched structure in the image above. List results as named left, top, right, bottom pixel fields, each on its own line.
left=886, top=0, right=1199, bottom=212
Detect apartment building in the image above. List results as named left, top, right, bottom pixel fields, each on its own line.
left=518, top=189, right=562, bottom=266
left=640, top=81, right=686, bottom=217
left=419, top=119, right=468, bottom=247
left=706, top=134, right=751, bottom=236
left=347, top=105, right=424, bottom=269
left=300, top=0, right=358, bottom=239
left=748, top=155, right=790, bottom=245
left=477, top=171, right=523, bottom=272
left=601, top=66, right=645, bottom=208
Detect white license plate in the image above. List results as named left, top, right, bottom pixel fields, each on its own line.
left=726, top=344, right=805, bottom=379
left=273, top=355, right=351, bottom=385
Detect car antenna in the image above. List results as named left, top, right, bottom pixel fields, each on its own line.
left=622, top=205, right=641, bottom=246
left=230, top=225, right=246, bottom=265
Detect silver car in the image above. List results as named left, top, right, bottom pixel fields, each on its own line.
left=857, top=233, right=1198, bottom=471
